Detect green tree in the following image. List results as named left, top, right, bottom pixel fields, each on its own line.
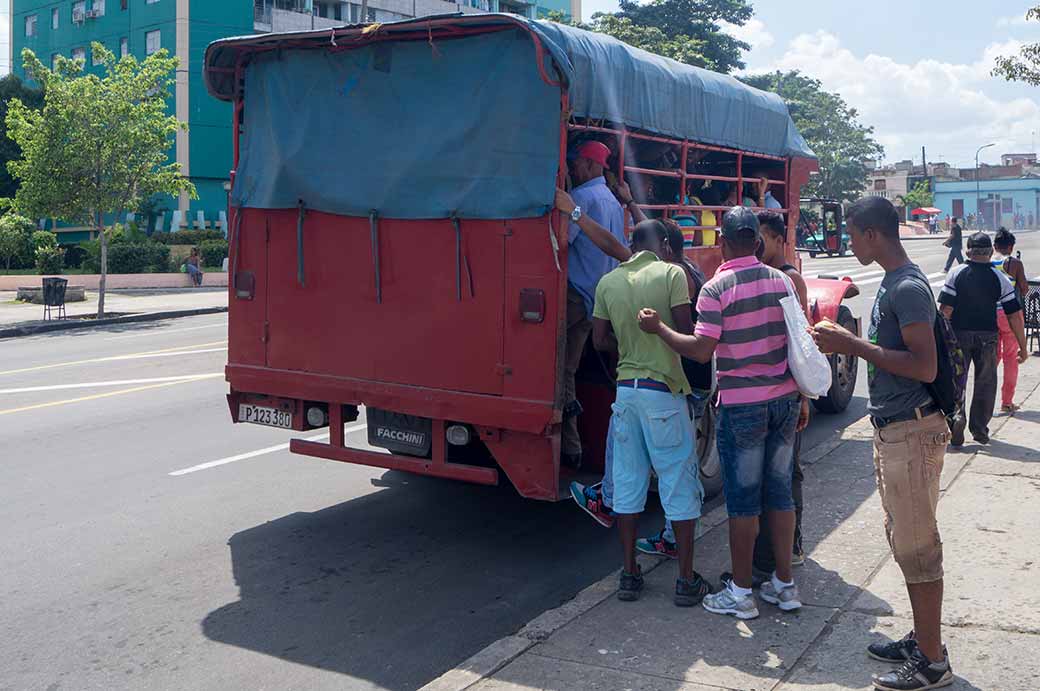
left=993, top=6, right=1040, bottom=85
left=614, top=0, right=753, bottom=74
left=741, top=71, right=884, bottom=202
left=898, top=180, right=934, bottom=212
left=6, top=44, right=195, bottom=317
left=0, top=212, right=36, bottom=270
left=0, top=76, right=43, bottom=200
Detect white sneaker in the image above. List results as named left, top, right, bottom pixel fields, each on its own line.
left=702, top=585, right=760, bottom=620
left=760, top=580, right=802, bottom=611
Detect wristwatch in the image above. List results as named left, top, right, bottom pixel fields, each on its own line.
left=571, top=205, right=582, bottom=223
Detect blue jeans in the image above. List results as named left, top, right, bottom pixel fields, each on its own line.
left=609, top=385, right=703, bottom=520
left=717, top=395, right=799, bottom=517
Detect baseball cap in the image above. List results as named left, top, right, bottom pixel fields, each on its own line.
left=720, top=206, right=761, bottom=241
left=967, top=232, right=992, bottom=250
left=572, top=141, right=611, bottom=168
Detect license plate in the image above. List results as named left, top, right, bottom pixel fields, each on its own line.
left=239, top=404, right=293, bottom=429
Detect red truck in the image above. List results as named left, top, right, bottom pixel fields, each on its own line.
left=204, top=14, right=859, bottom=502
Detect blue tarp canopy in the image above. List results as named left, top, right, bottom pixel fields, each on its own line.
left=204, top=15, right=814, bottom=220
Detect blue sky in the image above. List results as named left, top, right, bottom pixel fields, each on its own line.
left=581, top=0, right=1040, bottom=168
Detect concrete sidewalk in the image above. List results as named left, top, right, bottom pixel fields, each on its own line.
left=426, top=362, right=1040, bottom=691
left=0, top=287, right=227, bottom=330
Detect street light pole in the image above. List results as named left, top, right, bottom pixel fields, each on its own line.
left=976, top=143, right=996, bottom=229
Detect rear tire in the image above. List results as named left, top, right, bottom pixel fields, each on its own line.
left=813, top=305, right=858, bottom=414
left=697, top=400, right=723, bottom=498
left=809, top=252, right=817, bottom=259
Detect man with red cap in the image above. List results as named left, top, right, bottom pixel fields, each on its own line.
left=554, top=140, right=630, bottom=469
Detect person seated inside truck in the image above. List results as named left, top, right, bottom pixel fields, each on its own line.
left=589, top=218, right=710, bottom=606
left=743, top=168, right=783, bottom=209
left=556, top=139, right=632, bottom=470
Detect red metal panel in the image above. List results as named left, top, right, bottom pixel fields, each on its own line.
left=264, top=211, right=506, bottom=396
left=805, top=277, right=860, bottom=327
left=226, top=208, right=268, bottom=368
left=481, top=428, right=559, bottom=501
left=291, top=439, right=500, bottom=486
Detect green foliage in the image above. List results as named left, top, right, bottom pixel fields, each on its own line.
left=994, top=6, right=1040, bottom=85
left=614, top=0, right=753, bottom=73
left=101, top=243, right=171, bottom=274
left=0, top=76, right=43, bottom=200
left=547, top=0, right=751, bottom=71
left=35, top=244, right=65, bottom=275
left=31, top=229, right=57, bottom=251
left=152, top=229, right=226, bottom=245
left=6, top=43, right=196, bottom=315
left=199, top=239, right=229, bottom=268
left=0, top=213, right=36, bottom=269
left=741, top=71, right=885, bottom=203
left=63, top=244, right=87, bottom=269
left=899, top=180, right=934, bottom=211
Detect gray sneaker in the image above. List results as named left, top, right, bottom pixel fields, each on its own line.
left=760, top=580, right=802, bottom=611
left=702, top=585, right=760, bottom=620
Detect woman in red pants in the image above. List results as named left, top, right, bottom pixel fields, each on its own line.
left=993, top=228, right=1029, bottom=413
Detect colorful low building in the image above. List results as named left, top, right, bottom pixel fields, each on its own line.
left=933, top=178, right=1040, bottom=230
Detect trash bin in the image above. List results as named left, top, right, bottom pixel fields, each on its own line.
left=42, top=277, right=68, bottom=321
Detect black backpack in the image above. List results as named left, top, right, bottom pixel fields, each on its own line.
left=926, top=311, right=967, bottom=418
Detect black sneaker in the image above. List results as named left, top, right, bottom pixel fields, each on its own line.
left=674, top=572, right=711, bottom=607
left=872, top=649, right=953, bottom=690
left=867, top=630, right=918, bottom=663
left=617, top=567, right=644, bottom=601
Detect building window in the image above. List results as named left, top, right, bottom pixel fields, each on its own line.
left=52, top=8, right=60, bottom=29
left=874, top=179, right=886, bottom=191
left=120, top=37, right=129, bottom=59
left=1002, top=197, right=1014, bottom=213
left=93, top=0, right=106, bottom=16
left=146, top=0, right=160, bottom=4
left=25, top=14, right=38, bottom=37
left=92, top=44, right=105, bottom=66
left=72, top=47, right=86, bottom=62
left=146, top=30, right=161, bottom=55
left=122, top=0, right=128, bottom=8
left=73, top=1, right=86, bottom=23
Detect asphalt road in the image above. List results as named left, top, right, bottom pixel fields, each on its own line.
left=2, top=231, right=1036, bottom=690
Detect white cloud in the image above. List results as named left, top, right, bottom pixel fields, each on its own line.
left=756, top=31, right=1040, bottom=167
left=720, top=18, right=775, bottom=52
left=997, top=13, right=1030, bottom=27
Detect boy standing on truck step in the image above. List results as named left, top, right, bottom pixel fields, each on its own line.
left=560, top=141, right=630, bottom=470
left=638, top=207, right=806, bottom=621
left=592, top=218, right=710, bottom=606
left=812, top=196, right=953, bottom=691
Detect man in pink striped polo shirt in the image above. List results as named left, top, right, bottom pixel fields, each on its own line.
left=638, top=207, right=809, bottom=620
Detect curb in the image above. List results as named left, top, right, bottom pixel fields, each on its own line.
left=418, top=415, right=873, bottom=691
left=0, top=306, right=228, bottom=340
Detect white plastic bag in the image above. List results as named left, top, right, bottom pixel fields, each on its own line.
left=778, top=275, right=832, bottom=399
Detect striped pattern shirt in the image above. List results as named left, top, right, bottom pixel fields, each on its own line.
left=695, top=255, right=798, bottom=406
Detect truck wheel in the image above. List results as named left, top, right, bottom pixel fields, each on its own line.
left=809, top=252, right=817, bottom=259
left=697, top=400, right=723, bottom=499
left=838, top=245, right=848, bottom=257
left=813, top=306, right=859, bottom=414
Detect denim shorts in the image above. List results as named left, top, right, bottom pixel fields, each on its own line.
left=609, top=385, right=704, bottom=521
left=716, top=395, right=799, bottom=517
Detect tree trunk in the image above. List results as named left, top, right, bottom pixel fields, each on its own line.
left=97, top=224, right=107, bottom=319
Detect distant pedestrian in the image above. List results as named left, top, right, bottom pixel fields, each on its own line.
left=939, top=232, right=1027, bottom=446
left=811, top=196, right=953, bottom=691
left=592, top=219, right=710, bottom=606
left=943, top=217, right=964, bottom=271
left=185, top=248, right=204, bottom=287
left=639, top=207, right=808, bottom=621
left=993, top=227, right=1028, bottom=413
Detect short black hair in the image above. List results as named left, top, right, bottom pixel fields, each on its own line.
left=631, top=219, right=668, bottom=248
left=661, top=218, right=685, bottom=258
left=846, top=196, right=899, bottom=238
left=995, top=226, right=1015, bottom=250
left=757, top=211, right=786, bottom=239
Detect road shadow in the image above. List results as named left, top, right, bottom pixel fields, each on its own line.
left=201, top=470, right=664, bottom=690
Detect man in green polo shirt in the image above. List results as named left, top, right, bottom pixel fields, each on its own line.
left=592, top=219, right=709, bottom=606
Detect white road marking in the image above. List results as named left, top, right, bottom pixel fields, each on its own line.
left=0, top=373, right=222, bottom=394
left=0, top=340, right=228, bottom=376
left=854, top=271, right=944, bottom=288
left=111, top=347, right=227, bottom=361
left=168, top=422, right=369, bottom=476
left=103, top=323, right=226, bottom=341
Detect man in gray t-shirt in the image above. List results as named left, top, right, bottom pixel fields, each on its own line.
left=811, top=197, right=953, bottom=691
left=866, top=264, right=936, bottom=420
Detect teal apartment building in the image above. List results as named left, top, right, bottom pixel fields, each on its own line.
left=11, top=0, right=575, bottom=240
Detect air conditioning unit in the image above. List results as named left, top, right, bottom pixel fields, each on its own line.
left=73, top=9, right=85, bottom=23
left=85, top=8, right=101, bottom=18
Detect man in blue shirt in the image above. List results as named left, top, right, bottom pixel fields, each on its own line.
left=559, top=141, right=629, bottom=468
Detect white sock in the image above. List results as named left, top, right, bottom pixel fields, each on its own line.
left=729, top=582, right=753, bottom=599
left=771, top=573, right=794, bottom=592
